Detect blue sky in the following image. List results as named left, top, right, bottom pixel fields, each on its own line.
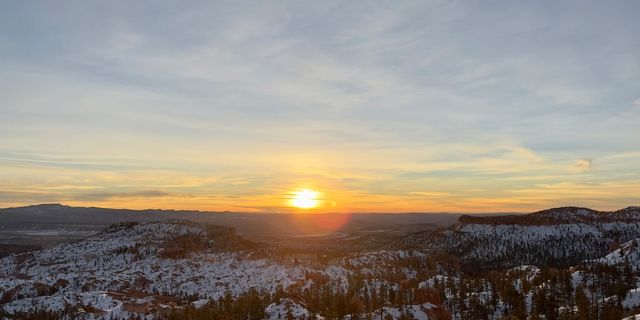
left=0, top=0, right=639, bottom=212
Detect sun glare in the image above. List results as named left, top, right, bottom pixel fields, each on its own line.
left=290, top=189, right=320, bottom=209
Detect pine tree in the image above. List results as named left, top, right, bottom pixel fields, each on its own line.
left=575, top=285, right=591, bottom=320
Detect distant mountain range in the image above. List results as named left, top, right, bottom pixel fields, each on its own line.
left=0, top=203, right=466, bottom=244
left=458, top=206, right=640, bottom=224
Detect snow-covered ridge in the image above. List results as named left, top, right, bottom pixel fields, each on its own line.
left=400, top=207, right=640, bottom=269
left=455, top=222, right=640, bottom=268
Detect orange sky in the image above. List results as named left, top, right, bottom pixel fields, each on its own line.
left=1, top=1, right=639, bottom=213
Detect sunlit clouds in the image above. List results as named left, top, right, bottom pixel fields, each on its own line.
left=0, top=1, right=639, bottom=212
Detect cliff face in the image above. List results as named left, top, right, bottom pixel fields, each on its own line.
left=205, top=224, right=243, bottom=248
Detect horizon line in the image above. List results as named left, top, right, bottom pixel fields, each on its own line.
left=3, top=202, right=637, bottom=215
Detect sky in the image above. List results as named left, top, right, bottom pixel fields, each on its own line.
left=0, top=0, right=639, bottom=213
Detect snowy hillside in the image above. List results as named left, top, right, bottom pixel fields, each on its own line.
left=400, top=206, right=640, bottom=269
left=4, top=207, right=640, bottom=319
left=0, top=221, right=452, bottom=319
left=0, top=221, right=321, bottom=318
left=265, top=298, right=323, bottom=320
left=596, top=239, right=640, bottom=270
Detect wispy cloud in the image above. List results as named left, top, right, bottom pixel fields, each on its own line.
left=0, top=0, right=638, bottom=212
left=72, top=190, right=173, bottom=202
left=572, top=159, right=594, bottom=174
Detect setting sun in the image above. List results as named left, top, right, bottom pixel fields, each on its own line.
left=290, top=189, right=320, bottom=209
